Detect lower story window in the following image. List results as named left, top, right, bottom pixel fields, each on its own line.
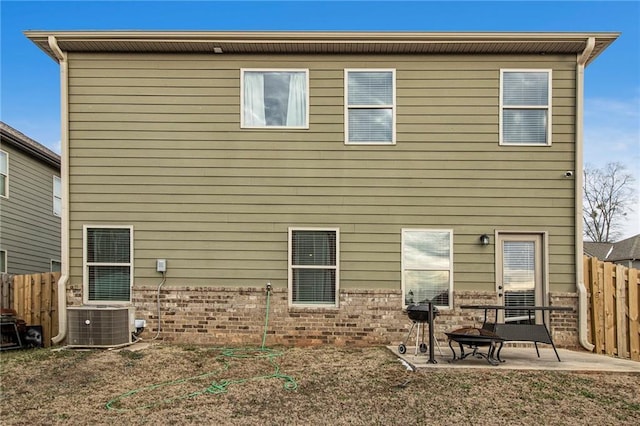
left=402, top=229, right=453, bottom=308
left=83, top=226, right=133, bottom=303
left=288, top=228, right=339, bottom=307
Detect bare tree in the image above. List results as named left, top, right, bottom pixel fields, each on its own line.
left=583, top=162, right=636, bottom=242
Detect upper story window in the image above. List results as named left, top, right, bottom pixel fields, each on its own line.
left=345, top=69, right=396, bottom=145
left=241, top=69, right=309, bottom=129
left=401, top=229, right=453, bottom=309
left=288, top=228, right=339, bottom=307
left=0, top=150, right=8, bottom=198
left=53, top=176, right=62, bottom=217
left=83, top=226, right=133, bottom=303
left=500, top=70, right=552, bottom=146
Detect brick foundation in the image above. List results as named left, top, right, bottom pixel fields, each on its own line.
left=64, top=285, right=579, bottom=348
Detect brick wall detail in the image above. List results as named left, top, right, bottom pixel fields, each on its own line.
left=56, top=286, right=579, bottom=348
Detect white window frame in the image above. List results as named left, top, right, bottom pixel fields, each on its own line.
left=401, top=228, right=454, bottom=309
left=240, top=68, right=310, bottom=129
left=288, top=227, right=340, bottom=308
left=344, top=68, right=396, bottom=145
left=53, top=176, right=62, bottom=217
left=82, top=225, right=133, bottom=305
left=499, top=69, right=552, bottom=146
left=0, top=149, right=8, bottom=198
left=0, top=250, right=7, bottom=273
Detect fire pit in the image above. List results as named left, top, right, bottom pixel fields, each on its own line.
left=445, top=327, right=505, bottom=366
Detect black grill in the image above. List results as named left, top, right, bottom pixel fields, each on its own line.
left=406, top=303, right=439, bottom=322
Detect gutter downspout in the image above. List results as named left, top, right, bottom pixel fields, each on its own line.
left=576, top=37, right=596, bottom=351
left=49, top=36, right=69, bottom=345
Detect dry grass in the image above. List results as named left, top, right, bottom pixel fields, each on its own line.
left=1, top=344, right=639, bottom=425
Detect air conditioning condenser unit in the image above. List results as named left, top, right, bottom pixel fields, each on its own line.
left=67, top=306, right=134, bottom=348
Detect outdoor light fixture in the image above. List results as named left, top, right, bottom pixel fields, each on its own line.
left=479, top=234, right=490, bottom=246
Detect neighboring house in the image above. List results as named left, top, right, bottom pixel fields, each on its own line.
left=0, top=122, right=61, bottom=275
left=25, top=31, right=618, bottom=348
left=584, top=234, right=640, bottom=269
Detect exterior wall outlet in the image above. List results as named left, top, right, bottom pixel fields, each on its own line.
left=156, top=259, right=167, bottom=272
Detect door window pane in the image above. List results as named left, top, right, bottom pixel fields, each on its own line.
left=503, top=240, right=536, bottom=320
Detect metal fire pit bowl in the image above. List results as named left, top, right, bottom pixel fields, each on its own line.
left=406, top=304, right=439, bottom=322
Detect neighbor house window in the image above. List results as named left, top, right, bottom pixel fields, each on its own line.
left=53, top=176, right=62, bottom=217
left=401, top=229, right=453, bottom=308
left=0, top=150, right=8, bottom=197
left=241, top=69, right=309, bottom=128
left=288, top=228, right=339, bottom=307
left=0, top=250, right=6, bottom=273
left=345, top=69, right=396, bottom=144
left=51, top=260, right=62, bottom=273
left=500, top=70, right=552, bottom=145
left=83, top=226, right=133, bottom=303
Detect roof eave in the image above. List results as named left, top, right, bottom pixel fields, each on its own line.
left=24, top=30, right=620, bottom=65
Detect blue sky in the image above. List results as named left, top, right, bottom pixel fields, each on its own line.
left=1, top=0, right=639, bottom=237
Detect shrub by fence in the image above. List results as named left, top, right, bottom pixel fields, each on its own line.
left=584, top=256, right=639, bottom=361
left=1, top=272, right=60, bottom=347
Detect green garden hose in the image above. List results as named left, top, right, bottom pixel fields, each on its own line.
left=106, top=287, right=297, bottom=411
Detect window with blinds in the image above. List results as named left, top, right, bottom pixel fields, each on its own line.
left=500, top=70, right=551, bottom=145
left=84, top=226, right=132, bottom=303
left=345, top=69, right=395, bottom=144
left=401, top=229, right=453, bottom=308
left=289, top=228, right=339, bottom=306
left=503, top=240, right=536, bottom=321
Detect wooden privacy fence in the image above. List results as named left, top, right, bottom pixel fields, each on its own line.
left=584, top=256, right=639, bottom=361
left=1, top=272, right=60, bottom=348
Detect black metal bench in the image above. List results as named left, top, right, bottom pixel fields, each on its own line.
left=461, top=305, right=573, bottom=362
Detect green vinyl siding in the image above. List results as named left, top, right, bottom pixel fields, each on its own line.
left=66, top=52, right=577, bottom=293
left=0, top=143, right=61, bottom=274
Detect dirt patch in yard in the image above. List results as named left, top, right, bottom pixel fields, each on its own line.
left=1, top=344, right=638, bottom=425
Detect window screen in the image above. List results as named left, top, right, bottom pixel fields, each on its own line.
left=85, top=227, right=132, bottom=302
left=346, top=70, right=395, bottom=144
left=402, top=229, right=452, bottom=308
left=501, top=71, right=550, bottom=145
left=290, top=229, right=338, bottom=305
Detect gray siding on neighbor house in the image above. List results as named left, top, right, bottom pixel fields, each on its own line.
left=65, top=52, right=577, bottom=293
left=0, top=142, right=61, bottom=274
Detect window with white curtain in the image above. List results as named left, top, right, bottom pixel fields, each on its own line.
left=241, top=69, right=308, bottom=128
left=500, top=70, right=551, bottom=145
left=83, top=226, right=133, bottom=303
left=345, top=69, right=396, bottom=144
left=288, top=228, right=339, bottom=307
left=401, top=229, right=453, bottom=308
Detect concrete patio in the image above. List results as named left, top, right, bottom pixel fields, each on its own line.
left=388, top=344, right=640, bottom=372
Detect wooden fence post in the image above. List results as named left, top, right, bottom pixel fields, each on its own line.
left=629, top=268, right=639, bottom=361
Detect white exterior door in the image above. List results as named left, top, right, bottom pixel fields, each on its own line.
left=496, top=233, right=545, bottom=323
